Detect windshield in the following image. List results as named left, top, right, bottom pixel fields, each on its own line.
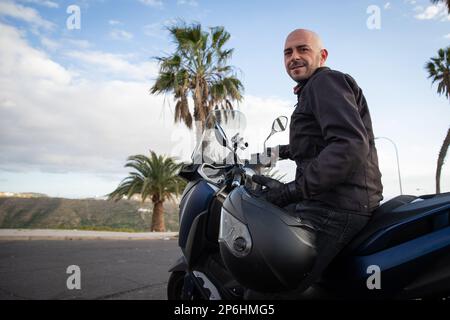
left=192, top=109, right=247, bottom=165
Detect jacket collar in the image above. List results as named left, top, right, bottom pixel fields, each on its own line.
left=293, top=66, right=330, bottom=95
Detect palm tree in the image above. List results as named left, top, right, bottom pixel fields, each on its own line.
left=425, top=47, right=450, bottom=193
left=431, top=0, right=450, bottom=13
left=108, top=151, right=185, bottom=231
left=151, top=21, right=244, bottom=141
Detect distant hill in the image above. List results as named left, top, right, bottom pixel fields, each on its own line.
left=0, top=197, right=180, bottom=232
left=0, top=192, right=48, bottom=198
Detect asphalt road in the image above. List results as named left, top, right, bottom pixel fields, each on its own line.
left=0, top=240, right=181, bottom=300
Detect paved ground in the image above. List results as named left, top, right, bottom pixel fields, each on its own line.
left=0, top=240, right=181, bottom=300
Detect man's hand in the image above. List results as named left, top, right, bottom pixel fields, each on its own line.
left=252, top=175, right=300, bottom=208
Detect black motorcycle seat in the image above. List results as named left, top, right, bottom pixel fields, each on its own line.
left=340, top=193, right=450, bottom=256
left=372, top=195, right=418, bottom=217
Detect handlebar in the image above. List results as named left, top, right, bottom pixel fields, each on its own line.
left=196, top=153, right=274, bottom=189
left=231, top=172, right=242, bottom=187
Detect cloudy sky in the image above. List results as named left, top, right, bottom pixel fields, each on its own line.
left=0, top=0, right=449, bottom=199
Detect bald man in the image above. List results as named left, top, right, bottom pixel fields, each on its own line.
left=250, top=29, right=383, bottom=298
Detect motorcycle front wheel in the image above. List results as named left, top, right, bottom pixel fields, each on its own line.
left=167, top=271, right=186, bottom=300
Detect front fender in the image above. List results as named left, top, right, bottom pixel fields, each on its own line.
left=168, top=256, right=188, bottom=272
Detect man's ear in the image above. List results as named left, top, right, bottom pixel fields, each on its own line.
left=320, top=49, right=328, bottom=66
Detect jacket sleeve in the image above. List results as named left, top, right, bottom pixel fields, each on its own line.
left=278, top=144, right=291, bottom=160
left=295, top=72, right=369, bottom=198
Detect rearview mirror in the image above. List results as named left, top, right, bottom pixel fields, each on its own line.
left=264, top=116, right=288, bottom=150
left=272, top=116, right=288, bottom=133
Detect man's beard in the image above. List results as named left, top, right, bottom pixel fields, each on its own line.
left=291, top=59, right=321, bottom=82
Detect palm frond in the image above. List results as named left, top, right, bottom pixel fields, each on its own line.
left=425, top=46, right=450, bottom=100
left=108, top=151, right=186, bottom=203
left=150, top=20, right=244, bottom=131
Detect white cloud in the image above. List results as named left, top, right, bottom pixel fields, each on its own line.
left=0, top=0, right=54, bottom=29
left=0, top=22, right=180, bottom=177
left=64, top=38, right=91, bottom=49
left=177, top=0, right=198, bottom=7
left=414, top=2, right=450, bottom=21
left=64, top=50, right=157, bottom=81
left=109, top=29, right=134, bottom=40
left=108, top=19, right=122, bottom=26
left=444, top=33, right=450, bottom=39
left=384, top=2, right=391, bottom=10
left=40, top=36, right=59, bottom=50
left=39, top=36, right=91, bottom=51
left=139, top=0, right=163, bottom=8
left=18, top=0, right=59, bottom=8
left=0, top=23, right=71, bottom=84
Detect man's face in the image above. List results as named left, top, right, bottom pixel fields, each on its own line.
left=284, top=31, right=327, bottom=82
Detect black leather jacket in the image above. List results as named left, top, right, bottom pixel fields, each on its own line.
left=279, top=67, right=383, bottom=215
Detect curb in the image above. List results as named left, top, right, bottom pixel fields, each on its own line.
left=0, top=229, right=179, bottom=241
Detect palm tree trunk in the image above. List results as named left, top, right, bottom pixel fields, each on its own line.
left=151, top=200, right=165, bottom=232
left=193, top=79, right=209, bottom=144
left=436, top=127, right=450, bottom=194
left=195, top=120, right=204, bottom=145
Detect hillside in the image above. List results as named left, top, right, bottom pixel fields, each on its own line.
left=0, top=197, right=180, bottom=232
left=0, top=192, right=48, bottom=198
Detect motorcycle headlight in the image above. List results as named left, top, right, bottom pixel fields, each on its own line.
left=219, top=208, right=252, bottom=257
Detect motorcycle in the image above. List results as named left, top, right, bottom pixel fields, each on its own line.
left=167, top=109, right=450, bottom=300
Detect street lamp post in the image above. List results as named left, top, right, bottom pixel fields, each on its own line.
left=375, top=136, right=403, bottom=195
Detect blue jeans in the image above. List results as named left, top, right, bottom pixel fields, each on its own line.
left=244, top=201, right=370, bottom=299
